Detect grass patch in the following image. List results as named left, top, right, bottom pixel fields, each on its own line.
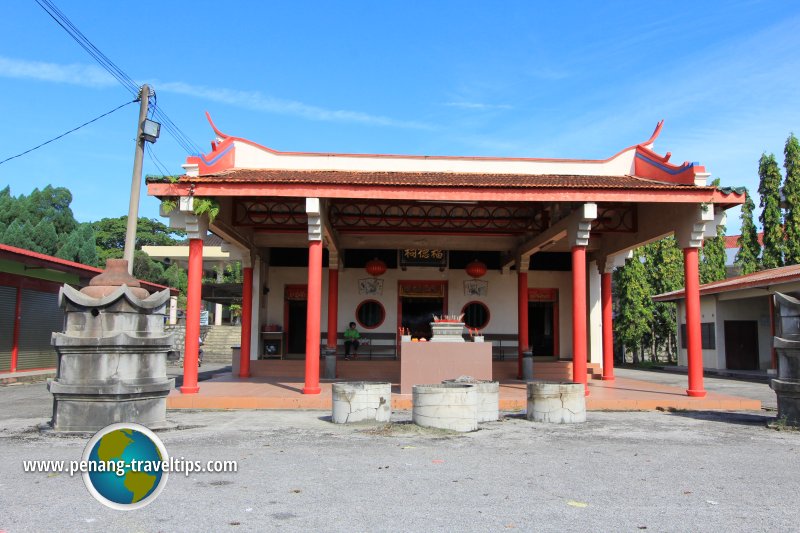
left=767, top=415, right=800, bottom=431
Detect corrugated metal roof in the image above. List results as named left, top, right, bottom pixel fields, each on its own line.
left=653, top=263, right=800, bottom=301
left=0, top=244, right=178, bottom=295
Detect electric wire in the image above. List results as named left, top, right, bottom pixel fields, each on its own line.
left=146, top=143, right=175, bottom=178
left=0, top=99, right=136, bottom=166
left=35, top=0, right=202, bottom=155
left=148, top=89, right=201, bottom=155
left=35, top=0, right=138, bottom=96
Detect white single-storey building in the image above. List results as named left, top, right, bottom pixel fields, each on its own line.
left=654, top=264, right=800, bottom=373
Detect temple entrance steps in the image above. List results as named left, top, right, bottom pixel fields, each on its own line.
left=247, top=359, right=602, bottom=382
left=200, top=325, right=242, bottom=363
left=492, top=361, right=602, bottom=381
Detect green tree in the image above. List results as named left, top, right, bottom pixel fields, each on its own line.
left=132, top=249, right=165, bottom=283
left=700, top=178, right=728, bottom=283
left=211, top=261, right=243, bottom=284
left=758, top=153, right=784, bottom=269
left=700, top=180, right=727, bottom=284
left=613, top=250, right=654, bottom=363
left=25, top=186, right=77, bottom=237
left=0, top=186, right=12, bottom=230
left=642, top=236, right=684, bottom=362
left=163, top=263, right=188, bottom=294
left=735, top=189, right=761, bottom=275
left=56, top=223, right=98, bottom=266
left=783, top=133, right=800, bottom=265
left=30, top=219, right=59, bottom=255
left=0, top=220, right=35, bottom=250
left=95, top=247, right=171, bottom=287
left=163, top=263, right=189, bottom=308
left=700, top=230, right=727, bottom=283
left=0, top=186, right=82, bottom=255
left=93, top=216, right=185, bottom=264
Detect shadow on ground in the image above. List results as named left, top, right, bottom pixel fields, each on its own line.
left=663, top=409, right=775, bottom=426
left=173, top=365, right=232, bottom=388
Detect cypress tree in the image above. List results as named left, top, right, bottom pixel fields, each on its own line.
left=55, top=231, right=82, bottom=263
left=643, top=236, right=684, bottom=362
left=700, top=178, right=728, bottom=283
left=0, top=186, right=12, bottom=230
left=76, top=224, right=98, bottom=266
left=783, top=133, right=800, bottom=265
left=56, top=223, right=98, bottom=266
left=758, top=153, right=784, bottom=269
left=735, top=189, right=761, bottom=275
left=0, top=220, right=36, bottom=250
left=613, top=250, right=654, bottom=363
left=31, top=219, right=59, bottom=255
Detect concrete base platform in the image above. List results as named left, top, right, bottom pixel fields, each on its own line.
left=166, top=372, right=762, bottom=412
left=0, top=369, right=56, bottom=385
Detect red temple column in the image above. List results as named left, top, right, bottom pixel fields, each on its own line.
left=10, top=284, right=22, bottom=373
left=601, top=271, right=615, bottom=381
left=517, top=270, right=529, bottom=378
left=572, top=245, right=588, bottom=395
left=181, top=237, right=203, bottom=394
left=683, top=246, right=706, bottom=397
left=304, top=240, right=323, bottom=394
left=327, top=267, right=339, bottom=350
left=239, top=266, right=253, bottom=378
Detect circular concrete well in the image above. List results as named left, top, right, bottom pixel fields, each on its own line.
left=412, top=383, right=478, bottom=432
left=526, top=381, right=586, bottom=424
left=331, top=382, right=391, bottom=424
left=442, top=378, right=499, bottom=422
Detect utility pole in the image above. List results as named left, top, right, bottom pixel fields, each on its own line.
left=122, top=84, right=151, bottom=274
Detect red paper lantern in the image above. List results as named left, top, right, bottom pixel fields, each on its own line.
left=365, top=258, right=387, bottom=277
left=465, top=259, right=487, bottom=278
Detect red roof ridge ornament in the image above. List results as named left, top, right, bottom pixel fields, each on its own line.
left=640, top=120, right=665, bottom=150
left=205, top=111, right=230, bottom=141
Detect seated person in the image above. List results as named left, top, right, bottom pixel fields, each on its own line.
left=344, top=322, right=361, bottom=360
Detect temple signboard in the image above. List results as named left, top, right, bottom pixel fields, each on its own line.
left=399, top=248, right=447, bottom=269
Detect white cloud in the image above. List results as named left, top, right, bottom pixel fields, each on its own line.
left=444, top=101, right=513, bottom=111
left=156, top=81, right=432, bottom=129
left=0, top=55, right=116, bottom=87
left=0, top=56, right=430, bottom=129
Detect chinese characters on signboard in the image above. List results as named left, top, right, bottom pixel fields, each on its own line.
left=399, top=249, right=447, bottom=269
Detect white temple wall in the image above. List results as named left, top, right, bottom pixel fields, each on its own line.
left=263, top=266, right=573, bottom=358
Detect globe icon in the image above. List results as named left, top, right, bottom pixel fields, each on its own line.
left=82, top=423, right=169, bottom=510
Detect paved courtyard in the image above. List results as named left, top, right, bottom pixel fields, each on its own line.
left=0, top=371, right=797, bottom=532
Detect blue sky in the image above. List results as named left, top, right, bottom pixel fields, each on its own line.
left=2, top=1, right=800, bottom=234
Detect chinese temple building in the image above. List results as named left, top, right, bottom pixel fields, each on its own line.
left=146, top=117, right=743, bottom=397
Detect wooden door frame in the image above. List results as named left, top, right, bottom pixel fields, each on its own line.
left=283, top=284, right=308, bottom=354
left=528, top=288, right=559, bottom=360
left=396, top=280, right=448, bottom=336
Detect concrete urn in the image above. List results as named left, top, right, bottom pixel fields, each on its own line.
left=771, top=292, right=800, bottom=426
left=47, top=259, right=175, bottom=432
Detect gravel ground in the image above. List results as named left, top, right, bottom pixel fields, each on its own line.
left=1, top=397, right=799, bottom=532
left=1, top=371, right=796, bottom=532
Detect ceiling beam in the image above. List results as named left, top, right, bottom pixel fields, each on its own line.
left=502, top=203, right=596, bottom=269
